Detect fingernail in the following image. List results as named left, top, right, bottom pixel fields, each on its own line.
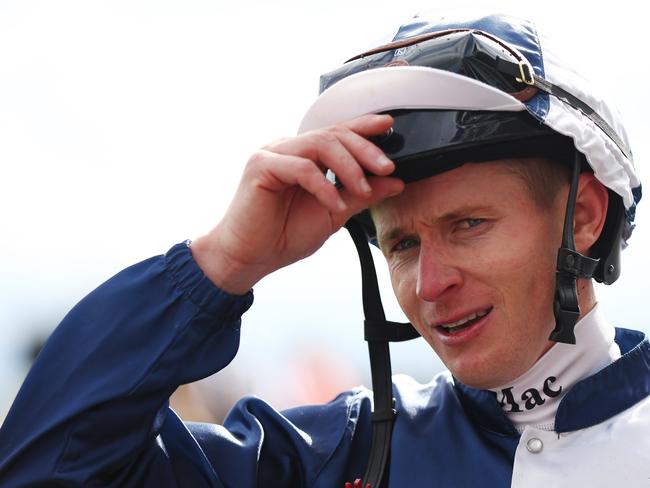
left=376, top=154, right=393, bottom=169
left=337, top=199, right=348, bottom=212
left=359, top=178, right=372, bottom=194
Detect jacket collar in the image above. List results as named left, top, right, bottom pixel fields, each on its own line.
left=454, top=328, right=650, bottom=435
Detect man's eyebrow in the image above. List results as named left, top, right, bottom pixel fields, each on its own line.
left=438, top=205, right=490, bottom=222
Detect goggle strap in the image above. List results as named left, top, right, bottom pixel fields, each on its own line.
left=480, top=53, right=632, bottom=161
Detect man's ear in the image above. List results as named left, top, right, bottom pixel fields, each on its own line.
left=574, top=173, right=609, bottom=255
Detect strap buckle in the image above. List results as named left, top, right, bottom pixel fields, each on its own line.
left=549, top=302, right=579, bottom=344
left=557, top=247, right=600, bottom=279
left=515, top=61, right=534, bottom=85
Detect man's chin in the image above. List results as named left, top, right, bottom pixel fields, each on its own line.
left=453, top=373, right=500, bottom=390
left=447, top=361, right=518, bottom=390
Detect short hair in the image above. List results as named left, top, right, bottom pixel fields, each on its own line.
left=499, top=157, right=572, bottom=210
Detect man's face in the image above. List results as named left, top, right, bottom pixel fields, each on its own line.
left=372, top=161, right=567, bottom=389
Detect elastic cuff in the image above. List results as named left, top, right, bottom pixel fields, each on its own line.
left=164, top=241, right=254, bottom=320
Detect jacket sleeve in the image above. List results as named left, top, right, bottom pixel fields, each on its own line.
left=0, top=243, right=373, bottom=487
left=0, top=242, right=256, bottom=486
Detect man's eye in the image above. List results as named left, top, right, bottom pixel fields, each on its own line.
left=392, top=238, right=419, bottom=252
left=458, top=218, right=485, bottom=230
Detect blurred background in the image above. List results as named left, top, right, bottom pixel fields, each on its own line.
left=1, top=0, right=648, bottom=424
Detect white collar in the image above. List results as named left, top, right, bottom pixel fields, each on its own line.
left=489, top=304, right=621, bottom=433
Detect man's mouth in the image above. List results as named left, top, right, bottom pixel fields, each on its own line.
left=437, top=308, right=492, bottom=335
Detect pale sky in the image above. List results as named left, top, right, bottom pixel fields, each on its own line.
left=1, top=0, right=649, bottom=419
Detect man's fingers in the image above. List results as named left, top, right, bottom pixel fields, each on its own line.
left=341, top=113, right=394, bottom=138
left=253, top=151, right=347, bottom=213
left=247, top=150, right=404, bottom=220
left=265, top=114, right=395, bottom=198
left=311, top=133, right=374, bottom=198
left=338, top=176, right=405, bottom=220
left=336, top=128, right=395, bottom=176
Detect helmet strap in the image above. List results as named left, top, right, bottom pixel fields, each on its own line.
left=345, top=220, right=419, bottom=488
left=549, top=150, right=600, bottom=344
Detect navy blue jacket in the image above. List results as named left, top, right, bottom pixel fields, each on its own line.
left=1, top=242, right=649, bottom=487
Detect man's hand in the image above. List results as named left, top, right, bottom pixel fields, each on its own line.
left=190, top=114, right=404, bottom=294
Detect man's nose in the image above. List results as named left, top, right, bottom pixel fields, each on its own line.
left=416, top=246, right=463, bottom=301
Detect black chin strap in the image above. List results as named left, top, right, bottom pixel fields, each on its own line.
left=549, top=151, right=600, bottom=344
left=345, top=221, right=419, bottom=488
